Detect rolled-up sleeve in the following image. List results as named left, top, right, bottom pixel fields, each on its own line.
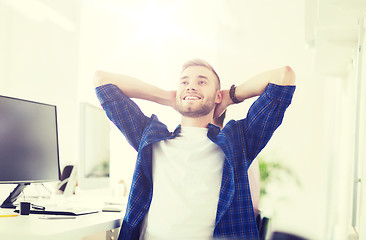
left=95, top=84, right=150, bottom=151
left=238, top=83, right=296, bottom=163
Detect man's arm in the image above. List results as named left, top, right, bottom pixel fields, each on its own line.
left=94, top=70, right=176, bottom=108
left=214, top=66, right=296, bottom=118
left=234, top=66, right=296, bottom=101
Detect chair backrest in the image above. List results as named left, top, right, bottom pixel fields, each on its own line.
left=58, top=165, right=74, bottom=192
left=256, top=211, right=270, bottom=240
left=57, top=165, right=77, bottom=196
left=259, top=217, right=270, bottom=240
left=271, top=231, right=308, bottom=240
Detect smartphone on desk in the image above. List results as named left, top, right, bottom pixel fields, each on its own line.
left=102, top=207, right=122, bottom=212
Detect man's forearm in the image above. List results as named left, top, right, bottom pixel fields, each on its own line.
left=235, top=66, right=296, bottom=102
left=93, top=70, right=175, bottom=107
left=214, top=66, right=296, bottom=118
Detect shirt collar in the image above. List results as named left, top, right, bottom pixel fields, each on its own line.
left=172, top=123, right=220, bottom=138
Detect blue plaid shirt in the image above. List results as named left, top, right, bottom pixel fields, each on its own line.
left=96, top=83, right=295, bottom=240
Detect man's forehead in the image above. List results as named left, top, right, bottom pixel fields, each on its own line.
left=180, top=75, right=209, bottom=80
left=180, top=66, right=215, bottom=79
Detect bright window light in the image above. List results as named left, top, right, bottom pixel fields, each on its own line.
left=97, top=0, right=186, bottom=49
left=133, top=2, right=177, bottom=45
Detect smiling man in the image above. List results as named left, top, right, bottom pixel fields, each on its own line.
left=176, top=63, right=222, bottom=125
left=94, top=59, right=296, bottom=240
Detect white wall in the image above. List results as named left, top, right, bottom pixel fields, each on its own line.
left=312, top=3, right=366, bottom=239
left=353, top=49, right=366, bottom=239
left=359, top=55, right=366, bottom=237
left=321, top=43, right=366, bottom=239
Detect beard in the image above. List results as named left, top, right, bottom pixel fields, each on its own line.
left=176, top=96, right=216, bottom=118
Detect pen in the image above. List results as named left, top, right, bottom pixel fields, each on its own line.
left=32, top=204, right=46, bottom=210
left=0, top=214, right=19, bottom=217
left=38, top=216, right=76, bottom=220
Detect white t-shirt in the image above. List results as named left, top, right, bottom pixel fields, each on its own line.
left=139, top=126, right=225, bottom=240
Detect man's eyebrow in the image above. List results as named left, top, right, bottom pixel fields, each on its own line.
left=197, top=75, right=208, bottom=80
left=180, top=75, right=208, bottom=80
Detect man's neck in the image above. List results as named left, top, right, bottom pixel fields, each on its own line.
left=180, top=114, right=213, bottom=128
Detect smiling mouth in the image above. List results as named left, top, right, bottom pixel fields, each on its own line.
left=183, top=95, right=202, bottom=100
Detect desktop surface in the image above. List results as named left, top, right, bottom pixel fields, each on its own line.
left=0, top=192, right=126, bottom=240
left=0, top=207, right=123, bottom=240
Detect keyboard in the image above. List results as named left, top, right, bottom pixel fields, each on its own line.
left=14, top=207, right=99, bottom=216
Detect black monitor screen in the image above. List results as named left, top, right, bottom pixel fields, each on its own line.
left=0, top=95, right=60, bottom=183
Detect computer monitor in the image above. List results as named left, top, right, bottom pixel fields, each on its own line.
left=0, top=95, right=60, bottom=208
left=78, top=102, right=110, bottom=190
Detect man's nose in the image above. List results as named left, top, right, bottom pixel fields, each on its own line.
left=186, top=82, right=197, bottom=91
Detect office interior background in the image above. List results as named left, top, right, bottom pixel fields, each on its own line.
left=0, top=0, right=366, bottom=239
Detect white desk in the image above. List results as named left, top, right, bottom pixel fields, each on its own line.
left=0, top=208, right=123, bottom=240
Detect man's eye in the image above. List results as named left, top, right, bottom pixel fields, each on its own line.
left=199, top=81, right=206, bottom=85
left=181, top=81, right=188, bottom=85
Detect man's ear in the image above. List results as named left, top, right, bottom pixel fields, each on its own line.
left=215, top=90, right=223, bottom=104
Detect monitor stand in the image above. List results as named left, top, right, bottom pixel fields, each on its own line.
left=0, top=183, right=30, bottom=209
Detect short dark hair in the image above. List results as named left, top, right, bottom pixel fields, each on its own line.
left=181, top=58, right=221, bottom=90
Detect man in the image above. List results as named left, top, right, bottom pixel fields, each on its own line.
left=94, top=59, right=296, bottom=239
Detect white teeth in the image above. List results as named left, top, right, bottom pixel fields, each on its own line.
left=185, top=96, right=200, bottom=100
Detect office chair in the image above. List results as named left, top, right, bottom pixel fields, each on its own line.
left=256, top=211, right=270, bottom=240
left=57, top=165, right=74, bottom=192
left=270, top=231, right=308, bottom=240
left=56, top=165, right=77, bottom=195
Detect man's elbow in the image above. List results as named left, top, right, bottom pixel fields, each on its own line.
left=279, top=66, right=296, bottom=86
left=93, top=70, right=106, bottom=87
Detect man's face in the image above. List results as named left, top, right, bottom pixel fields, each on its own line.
left=176, top=66, right=221, bottom=118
